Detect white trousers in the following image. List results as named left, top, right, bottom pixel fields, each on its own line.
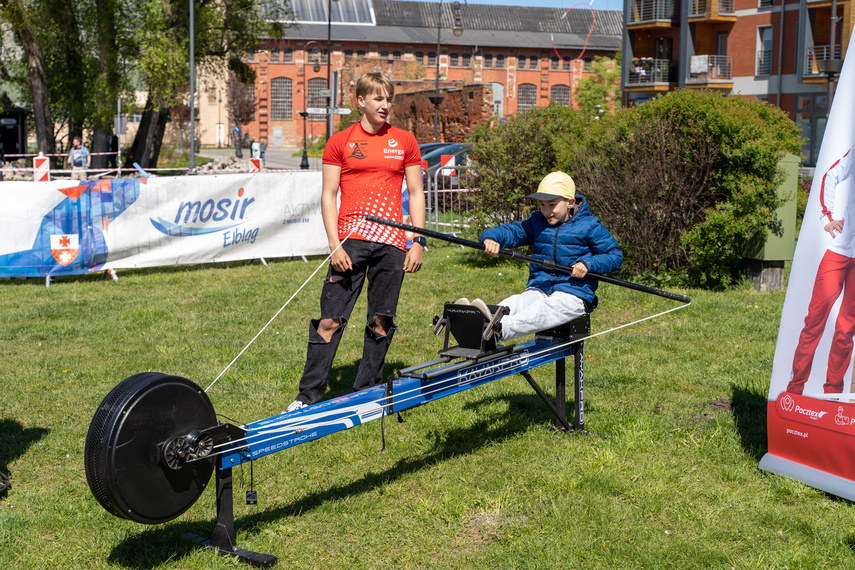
left=498, top=288, right=587, bottom=341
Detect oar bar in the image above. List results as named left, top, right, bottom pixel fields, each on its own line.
left=364, top=215, right=692, bottom=305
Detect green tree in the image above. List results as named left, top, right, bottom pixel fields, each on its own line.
left=574, top=51, right=620, bottom=118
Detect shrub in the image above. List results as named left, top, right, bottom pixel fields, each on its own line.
left=467, top=103, right=588, bottom=229
left=467, top=90, right=803, bottom=289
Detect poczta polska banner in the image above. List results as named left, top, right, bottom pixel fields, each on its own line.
left=761, top=41, right=855, bottom=499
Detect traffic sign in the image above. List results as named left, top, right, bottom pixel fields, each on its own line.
left=317, top=89, right=333, bottom=97
left=334, top=107, right=351, bottom=115
left=305, top=108, right=327, bottom=115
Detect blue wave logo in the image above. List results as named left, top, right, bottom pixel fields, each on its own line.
left=151, top=187, right=255, bottom=237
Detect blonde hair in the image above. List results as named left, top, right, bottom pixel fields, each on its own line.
left=356, top=72, right=394, bottom=102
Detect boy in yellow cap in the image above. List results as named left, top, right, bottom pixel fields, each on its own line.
left=475, top=171, right=623, bottom=340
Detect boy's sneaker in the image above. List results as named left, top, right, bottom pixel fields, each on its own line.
left=454, top=297, right=471, bottom=305
left=285, top=400, right=306, bottom=413
left=471, top=298, right=493, bottom=320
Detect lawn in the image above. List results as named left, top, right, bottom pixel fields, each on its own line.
left=1, top=244, right=853, bottom=569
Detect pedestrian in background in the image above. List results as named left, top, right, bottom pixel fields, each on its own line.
left=66, top=136, right=90, bottom=181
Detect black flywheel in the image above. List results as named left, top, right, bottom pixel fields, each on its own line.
left=84, top=372, right=217, bottom=524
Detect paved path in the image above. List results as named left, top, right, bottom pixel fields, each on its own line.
left=197, top=146, right=324, bottom=171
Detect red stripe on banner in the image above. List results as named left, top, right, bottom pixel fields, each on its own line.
left=766, top=398, right=855, bottom=481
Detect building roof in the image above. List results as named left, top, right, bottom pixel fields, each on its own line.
left=285, top=0, right=622, bottom=51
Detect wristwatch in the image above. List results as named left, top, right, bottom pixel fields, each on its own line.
left=413, top=236, right=427, bottom=247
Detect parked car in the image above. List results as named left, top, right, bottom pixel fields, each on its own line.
left=421, top=143, right=471, bottom=177
left=418, top=142, right=454, bottom=156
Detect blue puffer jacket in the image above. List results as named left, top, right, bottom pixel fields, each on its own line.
left=479, top=194, right=623, bottom=311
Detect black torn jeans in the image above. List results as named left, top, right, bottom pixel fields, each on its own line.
left=295, top=239, right=406, bottom=405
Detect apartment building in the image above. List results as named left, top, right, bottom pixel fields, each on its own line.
left=198, top=0, right=622, bottom=149
left=622, top=0, right=852, bottom=165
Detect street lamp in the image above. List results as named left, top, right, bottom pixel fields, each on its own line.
left=233, top=76, right=242, bottom=158
left=432, top=0, right=465, bottom=143
left=188, top=0, right=197, bottom=173
left=301, top=41, right=323, bottom=170
left=326, top=0, right=340, bottom=140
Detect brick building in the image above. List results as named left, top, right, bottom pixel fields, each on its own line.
left=622, top=0, right=854, bottom=166
left=197, top=0, right=622, bottom=149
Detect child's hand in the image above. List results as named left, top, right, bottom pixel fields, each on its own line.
left=483, top=239, right=500, bottom=257
left=825, top=219, right=845, bottom=238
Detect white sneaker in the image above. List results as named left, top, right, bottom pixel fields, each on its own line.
left=285, top=400, right=306, bottom=413
left=471, top=298, right=493, bottom=319
left=454, top=297, right=471, bottom=305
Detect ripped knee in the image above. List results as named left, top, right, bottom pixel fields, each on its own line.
left=369, top=314, right=394, bottom=337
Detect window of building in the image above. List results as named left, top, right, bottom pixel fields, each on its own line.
left=551, top=84, right=570, bottom=106
left=307, top=77, right=328, bottom=122
left=283, top=48, right=293, bottom=63
left=562, top=60, right=571, bottom=71
left=484, top=54, right=493, bottom=68
left=462, top=53, right=471, bottom=67
left=428, top=52, right=437, bottom=67
left=584, top=57, right=593, bottom=70
left=756, top=26, right=773, bottom=75
left=344, top=49, right=353, bottom=60
left=415, top=51, right=424, bottom=65
left=496, top=55, right=505, bottom=69
left=393, top=51, right=402, bottom=60
left=270, top=49, right=280, bottom=63
left=528, top=56, right=538, bottom=70
left=245, top=51, right=256, bottom=62
left=380, top=50, right=389, bottom=59
left=321, top=49, right=329, bottom=64
left=450, top=53, right=459, bottom=67
left=518, top=83, right=537, bottom=112
left=550, top=56, right=558, bottom=70
left=758, top=0, right=773, bottom=7
left=357, top=50, right=366, bottom=58
left=270, top=77, right=293, bottom=120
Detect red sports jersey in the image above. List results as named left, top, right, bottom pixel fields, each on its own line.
left=323, top=122, right=421, bottom=251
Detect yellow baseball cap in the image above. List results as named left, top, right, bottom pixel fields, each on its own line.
left=526, top=172, right=576, bottom=201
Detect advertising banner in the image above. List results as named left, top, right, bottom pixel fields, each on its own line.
left=760, top=42, right=855, bottom=499
left=0, top=172, right=327, bottom=278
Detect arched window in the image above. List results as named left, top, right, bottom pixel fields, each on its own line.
left=270, top=77, right=293, bottom=120
left=450, top=53, right=459, bottom=67
left=550, top=84, right=570, bottom=106
left=307, top=77, right=328, bottom=122
left=517, top=83, right=537, bottom=113
left=496, top=55, right=505, bottom=69
left=428, top=52, right=437, bottom=66
left=270, top=49, right=280, bottom=63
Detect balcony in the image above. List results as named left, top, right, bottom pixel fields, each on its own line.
left=804, top=45, right=842, bottom=77
left=629, top=0, right=675, bottom=26
left=627, top=58, right=674, bottom=86
left=687, top=55, right=732, bottom=85
left=688, top=0, right=736, bottom=20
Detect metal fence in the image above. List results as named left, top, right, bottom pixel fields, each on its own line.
left=424, top=164, right=480, bottom=241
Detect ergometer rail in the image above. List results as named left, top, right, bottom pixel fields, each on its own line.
left=364, top=215, right=692, bottom=305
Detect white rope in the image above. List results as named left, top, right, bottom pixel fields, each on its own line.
left=205, top=223, right=364, bottom=393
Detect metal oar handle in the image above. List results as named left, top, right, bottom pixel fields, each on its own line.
left=365, top=215, right=691, bottom=305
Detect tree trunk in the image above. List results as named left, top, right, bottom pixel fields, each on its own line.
left=126, top=93, right=169, bottom=170
left=1, top=1, right=55, bottom=159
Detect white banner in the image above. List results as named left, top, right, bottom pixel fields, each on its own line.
left=760, top=40, right=855, bottom=499
left=0, top=172, right=327, bottom=278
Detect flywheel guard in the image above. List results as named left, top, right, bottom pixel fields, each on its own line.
left=84, top=372, right=217, bottom=524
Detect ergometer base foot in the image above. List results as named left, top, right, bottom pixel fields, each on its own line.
left=183, top=533, right=277, bottom=568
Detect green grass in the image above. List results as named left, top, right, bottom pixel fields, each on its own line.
left=1, top=245, right=854, bottom=568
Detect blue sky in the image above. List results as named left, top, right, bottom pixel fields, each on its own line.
left=464, top=0, right=624, bottom=13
